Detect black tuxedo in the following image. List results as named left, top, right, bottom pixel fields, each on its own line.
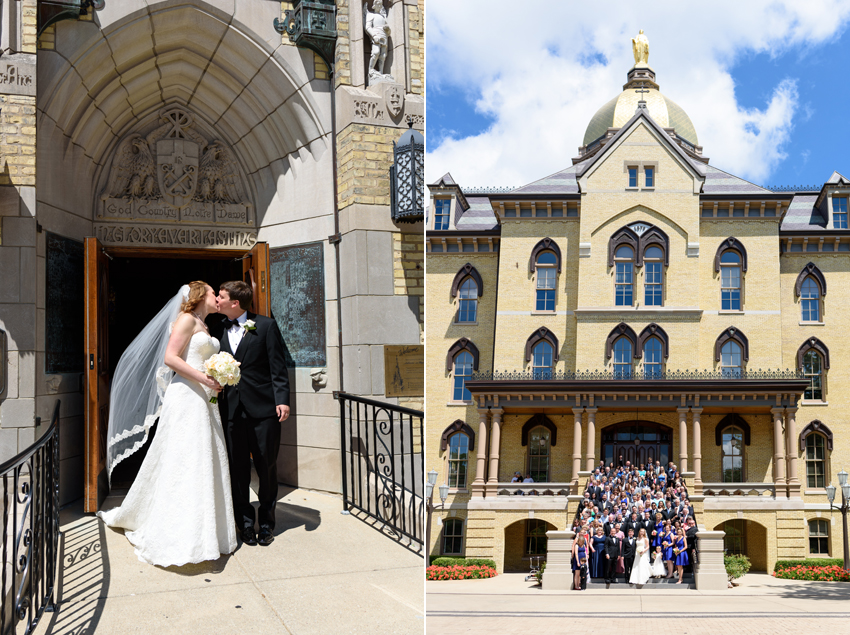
left=622, top=536, right=636, bottom=580
left=604, top=535, right=621, bottom=582
left=215, top=312, right=291, bottom=531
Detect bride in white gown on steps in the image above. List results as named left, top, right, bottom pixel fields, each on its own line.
left=629, top=528, right=652, bottom=586
left=97, top=281, right=237, bottom=566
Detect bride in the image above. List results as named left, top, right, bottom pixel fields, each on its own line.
left=97, top=281, right=238, bottom=566
left=629, top=527, right=652, bottom=586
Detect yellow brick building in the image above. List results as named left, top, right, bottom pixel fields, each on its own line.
left=425, top=50, right=849, bottom=576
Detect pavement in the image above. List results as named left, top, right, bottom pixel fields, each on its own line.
left=426, top=572, right=850, bottom=634
left=33, top=486, right=424, bottom=635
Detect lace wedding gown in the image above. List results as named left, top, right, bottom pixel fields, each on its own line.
left=629, top=537, right=651, bottom=585
left=98, top=332, right=238, bottom=566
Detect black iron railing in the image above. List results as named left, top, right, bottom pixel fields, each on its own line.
left=0, top=400, right=61, bottom=635
left=335, top=392, right=423, bottom=545
left=471, top=369, right=805, bottom=381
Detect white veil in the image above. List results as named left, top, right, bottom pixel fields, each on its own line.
left=105, top=284, right=190, bottom=484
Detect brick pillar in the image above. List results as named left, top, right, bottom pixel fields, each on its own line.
left=677, top=407, right=689, bottom=474
left=785, top=407, right=800, bottom=499
left=771, top=407, right=787, bottom=496
left=486, top=408, right=503, bottom=489
left=585, top=407, right=597, bottom=472
left=471, top=408, right=489, bottom=498
left=572, top=407, right=584, bottom=486
left=691, top=407, right=703, bottom=488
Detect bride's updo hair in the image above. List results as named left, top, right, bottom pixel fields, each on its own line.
left=180, top=281, right=209, bottom=314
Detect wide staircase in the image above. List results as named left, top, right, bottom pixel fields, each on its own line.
left=584, top=570, right=695, bottom=590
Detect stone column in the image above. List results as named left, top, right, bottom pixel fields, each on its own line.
left=785, top=407, right=801, bottom=499
left=486, top=408, right=504, bottom=489
left=585, top=407, right=597, bottom=472
left=471, top=408, right=489, bottom=498
left=542, top=530, right=576, bottom=590
left=771, top=407, right=787, bottom=496
left=691, top=407, right=703, bottom=488
left=693, top=529, right=729, bottom=590
left=677, top=407, right=689, bottom=474
left=572, top=407, right=584, bottom=486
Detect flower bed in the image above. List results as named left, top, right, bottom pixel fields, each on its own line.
left=772, top=565, right=850, bottom=582
left=426, top=565, right=498, bottom=581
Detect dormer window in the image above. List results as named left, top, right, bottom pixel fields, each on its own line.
left=644, top=167, right=654, bottom=188
left=833, top=196, right=848, bottom=229
left=435, top=198, right=451, bottom=230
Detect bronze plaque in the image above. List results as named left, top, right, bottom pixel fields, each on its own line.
left=384, top=345, right=424, bottom=397
left=46, top=233, right=84, bottom=374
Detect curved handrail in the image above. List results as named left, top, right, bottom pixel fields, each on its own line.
left=0, top=401, right=61, bottom=476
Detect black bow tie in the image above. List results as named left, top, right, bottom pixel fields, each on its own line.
left=222, top=318, right=240, bottom=329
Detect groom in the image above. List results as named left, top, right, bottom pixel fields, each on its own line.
left=215, top=280, right=290, bottom=547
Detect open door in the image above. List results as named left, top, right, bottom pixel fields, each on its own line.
left=242, top=241, right=271, bottom=317
left=84, top=237, right=110, bottom=513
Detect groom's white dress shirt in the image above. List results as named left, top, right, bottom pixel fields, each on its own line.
left=227, top=311, right=248, bottom=352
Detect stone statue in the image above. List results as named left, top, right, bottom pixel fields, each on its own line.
left=632, top=29, right=649, bottom=66
left=364, top=0, right=394, bottom=85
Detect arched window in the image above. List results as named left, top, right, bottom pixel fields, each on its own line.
left=720, top=250, right=742, bottom=310
left=643, top=337, right=663, bottom=378
left=535, top=251, right=557, bottom=311
left=442, top=518, right=464, bottom=555
left=613, top=337, right=632, bottom=378
left=457, top=277, right=478, bottom=323
left=532, top=341, right=553, bottom=379
left=527, top=426, right=551, bottom=483
left=447, top=433, right=470, bottom=488
left=720, top=341, right=742, bottom=378
left=808, top=519, right=829, bottom=555
left=802, top=350, right=824, bottom=401
left=525, top=519, right=548, bottom=555
left=800, top=277, right=821, bottom=323
left=644, top=245, right=664, bottom=306
left=806, top=433, right=826, bottom=489
left=614, top=245, right=634, bottom=306
left=453, top=351, right=473, bottom=402
left=721, top=426, right=745, bottom=482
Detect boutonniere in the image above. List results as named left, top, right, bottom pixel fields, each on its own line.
left=243, top=319, right=257, bottom=332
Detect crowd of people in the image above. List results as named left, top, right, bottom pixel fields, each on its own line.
left=570, top=459, right=698, bottom=588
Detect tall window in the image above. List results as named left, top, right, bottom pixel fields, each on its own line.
left=614, top=245, right=634, bottom=306
left=645, top=167, right=654, bottom=187
left=720, top=251, right=742, bottom=310
left=442, top=518, right=463, bottom=555
left=628, top=167, right=637, bottom=187
left=447, top=433, right=469, bottom=489
left=528, top=427, right=551, bottom=483
left=644, top=245, right=663, bottom=306
left=800, top=277, right=821, bottom=322
left=525, top=519, right=548, bottom=555
left=535, top=251, right=557, bottom=311
left=532, top=341, right=553, bottom=379
left=803, top=351, right=823, bottom=401
left=453, top=351, right=473, bottom=402
left=435, top=199, right=451, bottom=230
left=643, top=337, right=663, bottom=378
left=457, top=278, right=478, bottom=323
left=613, top=337, right=632, bottom=378
left=721, top=426, right=744, bottom=482
left=833, top=196, right=848, bottom=229
left=721, top=341, right=742, bottom=378
left=806, top=434, right=826, bottom=489
left=808, top=519, right=829, bottom=555
left=722, top=519, right=745, bottom=555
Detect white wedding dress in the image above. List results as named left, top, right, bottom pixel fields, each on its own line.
left=629, top=537, right=651, bottom=585
left=98, top=332, right=238, bottom=566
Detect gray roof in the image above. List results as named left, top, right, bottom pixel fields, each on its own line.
left=456, top=196, right=499, bottom=231
left=511, top=164, right=582, bottom=195
left=827, top=171, right=850, bottom=185
left=701, top=165, right=772, bottom=195
left=780, top=194, right=825, bottom=231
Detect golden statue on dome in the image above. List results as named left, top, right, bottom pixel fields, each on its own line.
left=632, top=29, right=649, bottom=66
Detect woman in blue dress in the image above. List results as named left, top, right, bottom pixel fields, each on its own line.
left=652, top=513, right=664, bottom=550
left=572, top=534, right=587, bottom=590
left=590, top=527, right=607, bottom=578
left=662, top=523, right=675, bottom=578
left=674, top=528, right=690, bottom=584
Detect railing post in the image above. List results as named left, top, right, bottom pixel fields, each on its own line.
left=334, top=392, right=350, bottom=515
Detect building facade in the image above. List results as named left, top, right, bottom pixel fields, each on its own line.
left=0, top=0, right=424, bottom=510
left=426, top=43, right=848, bottom=574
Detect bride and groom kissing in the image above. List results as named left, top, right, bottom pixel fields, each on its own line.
left=98, top=280, right=290, bottom=566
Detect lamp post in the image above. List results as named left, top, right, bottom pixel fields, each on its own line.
left=425, top=469, right=449, bottom=559
left=826, top=469, right=850, bottom=571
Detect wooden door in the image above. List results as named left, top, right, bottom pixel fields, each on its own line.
left=242, top=242, right=271, bottom=316
left=84, top=237, right=110, bottom=512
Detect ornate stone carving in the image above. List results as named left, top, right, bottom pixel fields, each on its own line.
left=310, top=368, right=328, bottom=389
left=364, top=0, right=394, bottom=85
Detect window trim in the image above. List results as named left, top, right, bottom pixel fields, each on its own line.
left=451, top=350, right=474, bottom=403
left=799, top=276, right=822, bottom=323
left=433, top=197, right=453, bottom=231
left=441, top=518, right=464, bottom=556
left=796, top=336, right=830, bottom=371
left=608, top=224, right=669, bottom=267
left=713, top=237, right=749, bottom=273
left=521, top=413, right=558, bottom=447
left=534, top=252, right=558, bottom=313
left=450, top=263, right=484, bottom=298
left=794, top=262, right=827, bottom=298
left=832, top=196, right=848, bottom=230
left=455, top=277, right=479, bottom=324
left=526, top=425, right=552, bottom=483
left=529, top=237, right=562, bottom=273
left=641, top=336, right=665, bottom=378
left=636, top=323, right=669, bottom=359
left=643, top=254, right=664, bottom=307
left=808, top=518, right=830, bottom=557
left=525, top=519, right=549, bottom=556
left=714, top=413, right=752, bottom=446
left=446, top=432, right=470, bottom=489
left=804, top=435, right=828, bottom=491
left=714, top=327, right=749, bottom=364
left=799, top=419, right=834, bottom=453
left=524, top=327, right=559, bottom=364
left=801, top=349, right=826, bottom=402
left=605, top=322, right=638, bottom=360
left=445, top=338, right=480, bottom=373
left=531, top=340, right=554, bottom=378
left=614, top=245, right=635, bottom=307
left=720, top=425, right=746, bottom=483
left=440, top=419, right=476, bottom=453
left=719, top=250, right=743, bottom=311
left=612, top=336, right=634, bottom=378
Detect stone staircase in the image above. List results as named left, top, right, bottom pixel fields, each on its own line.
left=585, top=572, right=695, bottom=590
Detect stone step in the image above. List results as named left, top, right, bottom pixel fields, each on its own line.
left=585, top=574, right=695, bottom=590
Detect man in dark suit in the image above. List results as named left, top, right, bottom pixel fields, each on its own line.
left=216, top=280, right=291, bottom=547
left=622, top=527, right=636, bottom=581
left=685, top=517, right=698, bottom=570
left=604, top=526, right=621, bottom=584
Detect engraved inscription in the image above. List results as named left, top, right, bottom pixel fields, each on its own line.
left=354, top=99, right=384, bottom=120
left=0, top=56, right=36, bottom=96
left=95, top=223, right=257, bottom=249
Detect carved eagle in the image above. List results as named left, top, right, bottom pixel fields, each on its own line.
left=101, top=134, right=160, bottom=200
left=195, top=140, right=245, bottom=204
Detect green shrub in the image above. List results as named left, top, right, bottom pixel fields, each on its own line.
left=724, top=554, right=751, bottom=580
left=464, top=558, right=497, bottom=568
left=429, top=557, right=497, bottom=568
left=534, top=561, right=546, bottom=584
left=774, top=558, right=844, bottom=572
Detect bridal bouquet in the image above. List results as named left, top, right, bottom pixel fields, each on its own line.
left=203, top=352, right=241, bottom=403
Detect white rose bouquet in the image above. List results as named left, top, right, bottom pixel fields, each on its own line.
left=203, top=351, right=241, bottom=403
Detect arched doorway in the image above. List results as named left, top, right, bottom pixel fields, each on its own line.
left=601, top=421, right=672, bottom=467
left=714, top=519, right=768, bottom=571
left=503, top=519, right=556, bottom=572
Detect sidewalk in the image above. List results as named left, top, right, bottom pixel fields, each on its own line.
left=427, top=572, right=850, bottom=634
left=34, top=487, right=424, bottom=635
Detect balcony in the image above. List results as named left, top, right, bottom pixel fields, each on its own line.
left=701, top=482, right=803, bottom=510
left=495, top=482, right=572, bottom=497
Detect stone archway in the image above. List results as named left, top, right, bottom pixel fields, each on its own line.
left=503, top=519, right=556, bottom=573
left=714, top=519, right=768, bottom=572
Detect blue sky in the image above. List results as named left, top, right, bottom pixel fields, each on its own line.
left=426, top=1, right=850, bottom=189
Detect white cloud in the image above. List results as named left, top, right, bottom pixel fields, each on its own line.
left=426, top=0, right=850, bottom=188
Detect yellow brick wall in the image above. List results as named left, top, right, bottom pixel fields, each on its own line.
left=22, top=0, right=36, bottom=53
left=337, top=124, right=395, bottom=208
left=0, top=95, right=36, bottom=186
left=408, top=0, right=423, bottom=95
left=699, top=414, right=774, bottom=483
